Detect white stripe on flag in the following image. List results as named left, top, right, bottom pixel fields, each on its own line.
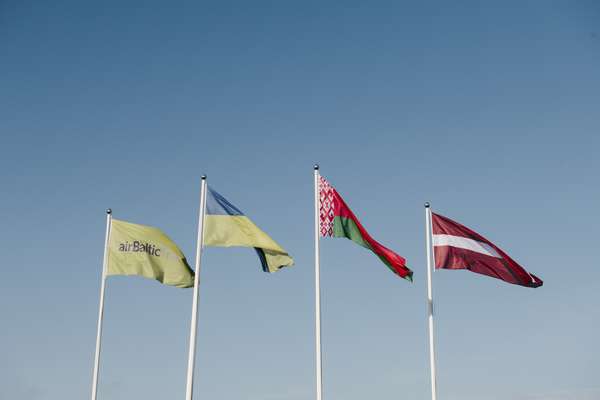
left=432, top=234, right=502, bottom=259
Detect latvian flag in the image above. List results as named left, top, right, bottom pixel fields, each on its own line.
left=432, top=213, right=543, bottom=288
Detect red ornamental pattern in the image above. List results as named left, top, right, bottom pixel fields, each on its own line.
left=319, top=176, right=335, bottom=237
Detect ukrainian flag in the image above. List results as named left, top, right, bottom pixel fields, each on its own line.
left=203, top=187, right=294, bottom=272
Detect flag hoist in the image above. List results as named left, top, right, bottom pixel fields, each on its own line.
left=91, top=210, right=194, bottom=400
left=424, top=203, right=438, bottom=400
left=185, top=175, right=208, bottom=400
left=313, top=166, right=324, bottom=400
left=313, top=165, right=412, bottom=400
left=424, top=202, right=543, bottom=400
left=185, top=176, right=294, bottom=400
left=91, top=209, right=112, bottom=400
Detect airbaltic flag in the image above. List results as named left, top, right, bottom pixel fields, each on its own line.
left=432, top=213, right=543, bottom=288
left=203, top=187, right=294, bottom=273
left=319, top=176, right=412, bottom=281
left=107, top=219, right=195, bottom=288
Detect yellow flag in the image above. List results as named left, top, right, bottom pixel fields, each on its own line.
left=203, top=186, right=294, bottom=273
left=107, top=219, right=194, bottom=288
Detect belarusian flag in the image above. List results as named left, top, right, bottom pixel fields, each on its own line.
left=319, top=175, right=412, bottom=281
left=432, top=212, right=543, bottom=288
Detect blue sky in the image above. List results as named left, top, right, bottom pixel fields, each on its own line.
left=1, top=1, right=599, bottom=399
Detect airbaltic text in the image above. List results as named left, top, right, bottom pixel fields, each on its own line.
left=118, top=241, right=161, bottom=256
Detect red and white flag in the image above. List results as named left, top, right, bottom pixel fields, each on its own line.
left=432, top=213, right=543, bottom=288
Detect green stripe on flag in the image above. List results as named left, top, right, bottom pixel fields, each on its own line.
left=333, top=216, right=406, bottom=277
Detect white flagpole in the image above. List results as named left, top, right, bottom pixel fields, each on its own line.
left=314, top=165, right=323, bottom=400
left=185, top=175, right=208, bottom=400
left=424, top=203, right=438, bottom=400
left=91, top=209, right=112, bottom=400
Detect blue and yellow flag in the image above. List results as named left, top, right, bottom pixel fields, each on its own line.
left=203, top=187, right=294, bottom=272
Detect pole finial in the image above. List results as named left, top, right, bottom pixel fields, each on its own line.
left=314, top=164, right=319, bottom=170
left=201, top=175, right=207, bottom=180
left=424, top=202, right=430, bottom=208
left=106, top=208, right=112, bottom=214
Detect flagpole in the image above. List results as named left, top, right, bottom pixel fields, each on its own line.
left=185, top=175, right=208, bottom=400
left=314, top=165, right=323, bottom=400
left=91, top=209, right=112, bottom=400
left=425, top=203, right=438, bottom=400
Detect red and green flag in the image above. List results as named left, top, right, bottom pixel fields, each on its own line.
left=319, top=175, right=413, bottom=281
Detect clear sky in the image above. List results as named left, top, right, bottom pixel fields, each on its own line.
left=1, top=1, right=599, bottom=399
